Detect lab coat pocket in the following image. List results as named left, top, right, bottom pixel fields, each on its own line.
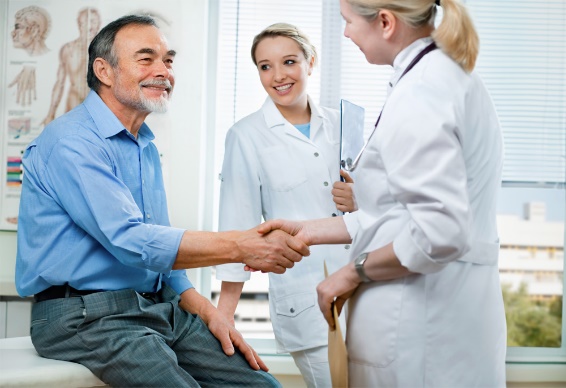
left=347, top=279, right=404, bottom=367
left=258, top=145, right=307, bottom=191
left=273, top=292, right=326, bottom=351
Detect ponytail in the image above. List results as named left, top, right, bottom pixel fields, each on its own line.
left=432, top=0, right=479, bottom=72
left=348, top=0, right=479, bottom=72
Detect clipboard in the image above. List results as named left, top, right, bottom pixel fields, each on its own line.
left=339, top=99, right=365, bottom=176
left=324, top=261, right=349, bottom=388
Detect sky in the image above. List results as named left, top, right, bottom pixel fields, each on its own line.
left=498, top=187, right=564, bottom=222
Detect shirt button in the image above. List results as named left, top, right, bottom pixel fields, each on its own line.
left=323, top=181, right=329, bottom=186
left=146, top=213, right=151, bottom=219
left=290, top=308, right=295, bottom=313
left=314, top=152, right=319, bottom=157
left=142, top=179, right=145, bottom=185
left=345, top=245, right=350, bottom=250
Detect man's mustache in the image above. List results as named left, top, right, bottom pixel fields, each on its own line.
left=140, top=79, right=172, bottom=92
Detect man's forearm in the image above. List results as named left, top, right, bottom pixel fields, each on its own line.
left=173, top=230, right=240, bottom=270
left=172, top=228, right=309, bottom=274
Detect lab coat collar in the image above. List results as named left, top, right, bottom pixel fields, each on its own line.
left=389, top=37, right=434, bottom=91
left=261, top=96, right=327, bottom=144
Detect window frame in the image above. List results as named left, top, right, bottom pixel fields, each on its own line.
left=203, top=0, right=566, bottom=371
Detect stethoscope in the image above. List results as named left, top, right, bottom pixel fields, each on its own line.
left=341, top=41, right=438, bottom=172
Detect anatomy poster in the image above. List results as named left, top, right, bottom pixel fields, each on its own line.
left=1, top=0, right=181, bottom=230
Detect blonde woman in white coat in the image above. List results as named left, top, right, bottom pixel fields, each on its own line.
left=215, top=23, right=356, bottom=388
left=260, top=0, right=507, bottom=387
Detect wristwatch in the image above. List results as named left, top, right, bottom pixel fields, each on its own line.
left=354, top=253, right=372, bottom=283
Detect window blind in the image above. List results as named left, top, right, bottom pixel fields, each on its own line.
left=468, top=0, right=566, bottom=185
left=214, top=0, right=566, bottom=204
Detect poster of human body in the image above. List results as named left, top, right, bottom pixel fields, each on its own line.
left=1, top=0, right=181, bottom=230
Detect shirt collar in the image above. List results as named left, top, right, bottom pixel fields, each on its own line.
left=388, top=37, right=434, bottom=92
left=83, top=90, right=155, bottom=142
left=262, top=95, right=326, bottom=129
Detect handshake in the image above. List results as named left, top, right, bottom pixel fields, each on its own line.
left=235, top=219, right=312, bottom=274
left=230, top=170, right=355, bottom=274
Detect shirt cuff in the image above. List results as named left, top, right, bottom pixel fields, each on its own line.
left=164, top=269, right=194, bottom=294
left=141, top=226, right=185, bottom=273
left=393, top=225, right=447, bottom=274
left=215, top=263, right=251, bottom=282
left=342, top=212, right=359, bottom=240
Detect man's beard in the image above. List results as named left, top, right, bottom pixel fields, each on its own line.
left=138, top=79, right=172, bottom=113
left=114, top=77, right=173, bottom=114
left=139, top=91, right=169, bottom=113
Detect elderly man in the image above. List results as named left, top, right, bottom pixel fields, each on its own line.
left=16, top=14, right=308, bottom=387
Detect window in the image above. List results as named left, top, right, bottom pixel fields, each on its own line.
left=466, top=0, right=565, bottom=359
left=209, top=0, right=566, bottom=361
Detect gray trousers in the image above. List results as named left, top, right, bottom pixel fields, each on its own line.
left=30, top=285, right=280, bottom=387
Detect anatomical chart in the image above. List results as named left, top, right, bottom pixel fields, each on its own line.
left=1, top=0, right=181, bottom=230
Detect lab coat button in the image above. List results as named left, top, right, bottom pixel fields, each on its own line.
left=332, top=213, right=337, bottom=217
left=345, top=245, right=350, bottom=250
left=314, top=152, right=319, bottom=157
left=290, top=307, right=295, bottom=313
left=323, top=181, right=329, bottom=186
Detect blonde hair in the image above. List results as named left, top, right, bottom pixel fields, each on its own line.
left=347, top=0, right=479, bottom=72
left=251, top=23, right=318, bottom=66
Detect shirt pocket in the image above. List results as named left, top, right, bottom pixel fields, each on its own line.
left=257, top=145, right=307, bottom=192
left=272, top=291, right=326, bottom=351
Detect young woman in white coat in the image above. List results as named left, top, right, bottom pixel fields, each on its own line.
left=260, top=0, right=507, bottom=386
left=215, top=23, right=356, bottom=387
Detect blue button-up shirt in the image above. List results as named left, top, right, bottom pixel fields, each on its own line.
left=16, top=91, right=191, bottom=296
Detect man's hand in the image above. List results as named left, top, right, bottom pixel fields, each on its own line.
left=237, top=226, right=309, bottom=274
left=179, top=289, right=269, bottom=371
left=316, top=263, right=361, bottom=330
left=332, top=170, right=357, bottom=213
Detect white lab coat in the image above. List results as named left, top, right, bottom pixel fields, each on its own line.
left=216, top=96, right=350, bottom=353
left=342, top=38, right=507, bottom=387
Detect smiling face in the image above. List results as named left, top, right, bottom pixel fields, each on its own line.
left=254, top=35, right=313, bottom=114
left=110, top=23, right=175, bottom=114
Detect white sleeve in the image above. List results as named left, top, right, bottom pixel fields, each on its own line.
left=215, top=125, right=263, bottom=282
left=383, top=81, right=471, bottom=274
left=342, top=211, right=359, bottom=240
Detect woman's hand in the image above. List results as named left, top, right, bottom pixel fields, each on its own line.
left=332, top=170, right=357, bottom=213
left=316, top=262, right=361, bottom=330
